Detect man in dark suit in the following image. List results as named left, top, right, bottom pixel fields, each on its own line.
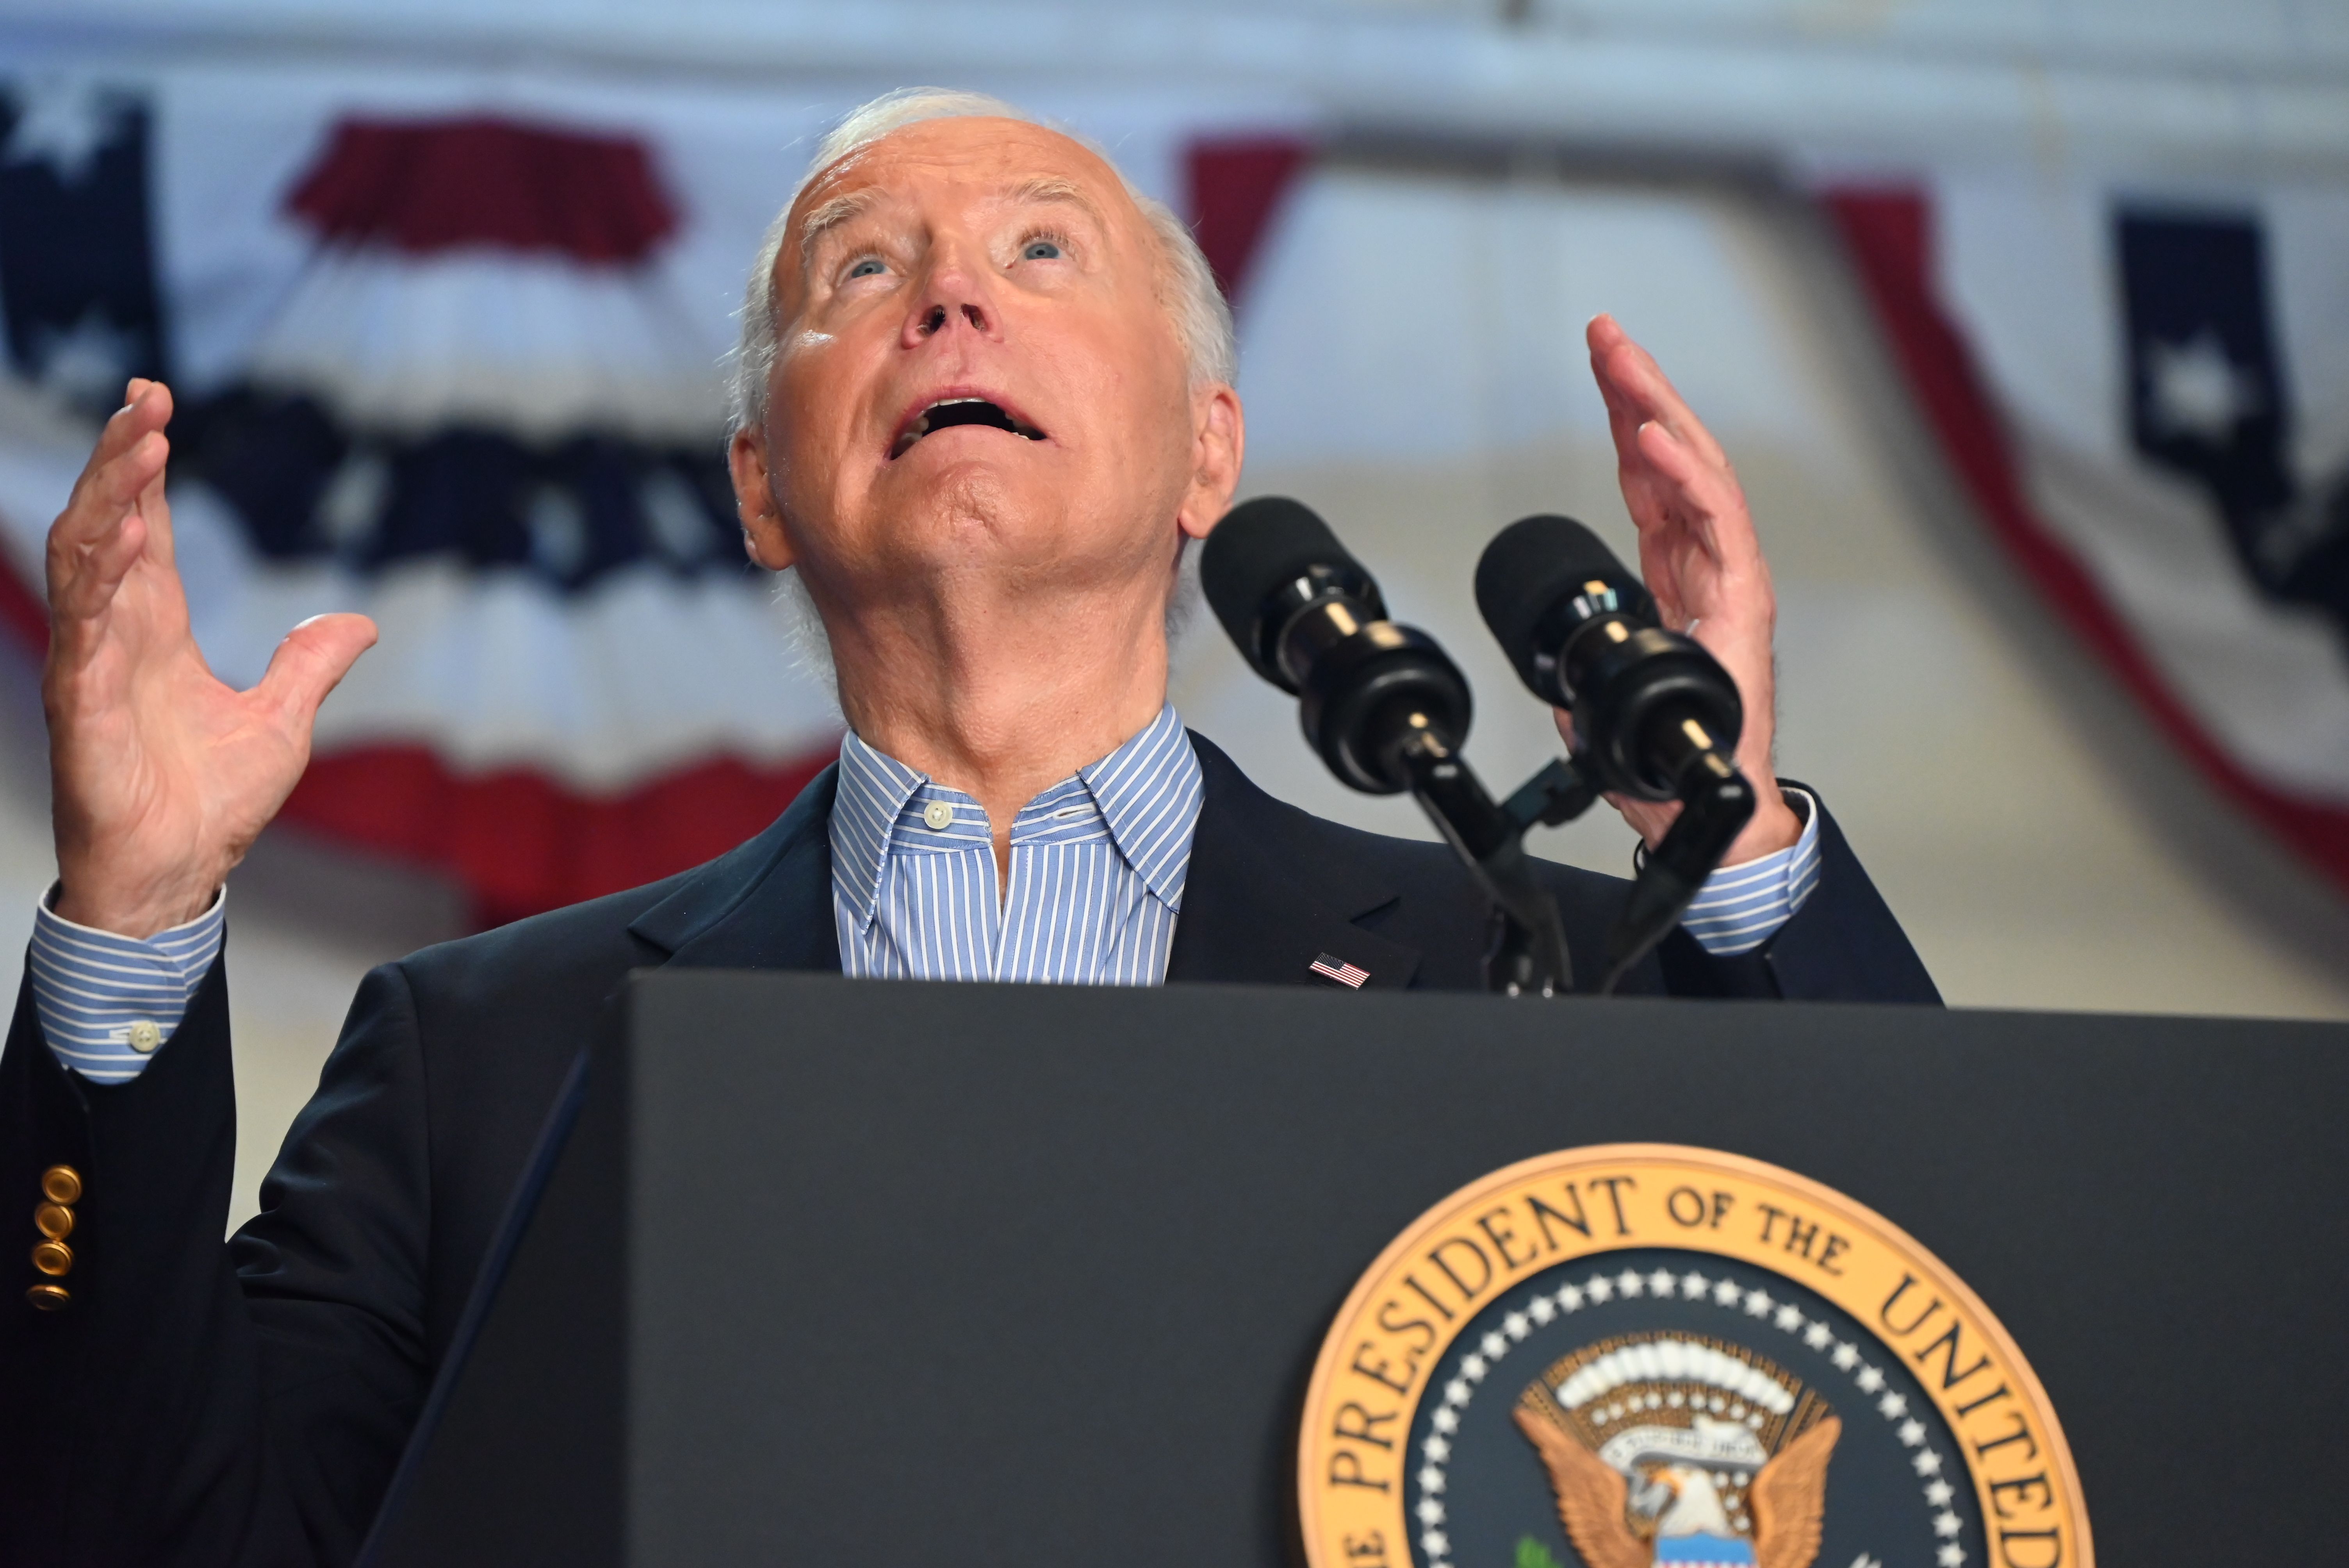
left=2, top=89, right=1934, bottom=1566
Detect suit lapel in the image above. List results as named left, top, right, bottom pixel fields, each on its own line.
left=627, top=766, right=843, bottom=973
left=1167, top=734, right=1421, bottom=990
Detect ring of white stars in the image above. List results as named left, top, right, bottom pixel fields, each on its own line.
left=1410, top=1263, right=1969, bottom=1568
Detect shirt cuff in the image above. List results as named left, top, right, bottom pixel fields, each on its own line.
left=1675, top=788, right=1822, bottom=957
left=28, top=886, right=227, bottom=1083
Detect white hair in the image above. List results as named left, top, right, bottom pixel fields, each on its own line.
left=735, top=88, right=1233, bottom=695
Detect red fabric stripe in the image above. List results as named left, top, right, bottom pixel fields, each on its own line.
left=1185, top=136, right=1314, bottom=305
left=1821, top=187, right=2349, bottom=893
left=279, top=744, right=836, bottom=928
left=287, top=116, right=679, bottom=264
left=0, top=545, right=43, bottom=653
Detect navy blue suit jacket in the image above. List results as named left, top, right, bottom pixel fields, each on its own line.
left=0, top=734, right=1935, bottom=1565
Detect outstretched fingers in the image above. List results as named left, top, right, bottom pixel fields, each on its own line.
left=124, top=380, right=179, bottom=568
left=68, top=382, right=173, bottom=518
left=48, top=384, right=176, bottom=628
left=47, top=456, right=166, bottom=645
left=1590, top=322, right=1701, bottom=549
left=1586, top=314, right=1729, bottom=470
left=57, top=426, right=166, bottom=549
left=255, top=613, right=379, bottom=738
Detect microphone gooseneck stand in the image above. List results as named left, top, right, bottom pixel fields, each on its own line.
left=1388, top=723, right=1576, bottom=997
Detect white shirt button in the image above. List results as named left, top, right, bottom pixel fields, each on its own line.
left=125, top=1019, right=164, bottom=1053
left=921, top=800, right=955, bottom=831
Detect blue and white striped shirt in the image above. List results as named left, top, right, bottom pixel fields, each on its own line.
left=30, top=888, right=227, bottom=1084
left=27, top=721, right=1820, bottom=1079
left=831, top=704, right=1203, bottom=984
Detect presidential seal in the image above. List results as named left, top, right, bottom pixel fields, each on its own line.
left=1299, top=1146, right=2088, bottom=1568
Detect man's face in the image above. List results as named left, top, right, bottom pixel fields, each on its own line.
left=733, top=117, right=1239, bottom=636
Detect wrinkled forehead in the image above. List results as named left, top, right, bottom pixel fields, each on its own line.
left=774, top=117, right=1144, bottom=305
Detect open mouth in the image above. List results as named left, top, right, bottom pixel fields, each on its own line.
left=889, top=397, right=1046, bottom=460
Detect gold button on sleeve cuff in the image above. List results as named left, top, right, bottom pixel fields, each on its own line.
left=32, top=1240, right=72, bottom=1277
left=34, top=1203, right=72, bottom=1241
left=40, top=1166, right=82, bottom=1205
left=25, top=1283, right=70, bottom=1311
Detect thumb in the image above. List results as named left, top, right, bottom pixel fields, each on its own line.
left=256, top=612, right=378, bottom=732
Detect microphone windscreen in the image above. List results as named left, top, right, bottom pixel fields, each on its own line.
left=1201, top=497, right=1356, bottom=675
left=1474, top=514, right=1627, bottom=693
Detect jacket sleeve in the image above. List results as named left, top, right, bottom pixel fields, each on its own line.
left=0, top=953, right=436, bottom=1567
left=1655, top=789, right=1941, bottom=1004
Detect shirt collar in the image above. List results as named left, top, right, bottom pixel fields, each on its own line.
left=829, top=730, right=927, bottom=932
left=1076, top=703, right=1201, bottom=910
left=828, top=704, right=1203, bottom=931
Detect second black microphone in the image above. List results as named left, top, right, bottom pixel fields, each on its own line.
left=1474, top=513, right=1745, bottom=804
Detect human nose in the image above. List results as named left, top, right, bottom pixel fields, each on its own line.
left=900, top=242, right=1003, bottom=349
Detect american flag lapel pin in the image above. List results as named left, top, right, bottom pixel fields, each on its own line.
left=1308, top=952, right=1370, bottom=989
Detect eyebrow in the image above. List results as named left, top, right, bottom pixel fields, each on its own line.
left=1001, top=175, right=1106, bottom=227
left=797, top=187, right=884, bottom=256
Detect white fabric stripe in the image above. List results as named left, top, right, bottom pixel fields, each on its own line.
left=28, top=928, right=207, bottom=977
left=1684, top=860, right=1803, bottom=908
left=29, top=943, right=211, bottom=983
left=34, top=1019, right=170, bottom=1047
left=28, top=887, right=227, bottom=1081
left=31, top=988, right=194, bottom=1016
left=25, top=913, right=220, bottom=954
left=831, top=706, right=1202, bottom=986
left=1702, top=934, right=1771, bottom=957
left=31, top=925, right=191, bottom=962
left=1684, top=868, right=1783, bottom=901
left=29, top=953, right=197, bottom=992
left=1682, top=887, right=1795, bottom=920
left=1686, top=910, right=1801, bottom=941
left=40, top=1037, right=166, bottom=1062
left=28, top=976, right=196, bottom=1015
left=1677, top=789, right=1822, bottom=956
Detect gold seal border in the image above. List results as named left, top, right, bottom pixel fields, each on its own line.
left=1296, top=1142, right=2092, bottom=1568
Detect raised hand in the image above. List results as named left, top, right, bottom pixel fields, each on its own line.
left=44, top=380, right=377, bottom=937
left=1566, top=315, right=1802, bottom=864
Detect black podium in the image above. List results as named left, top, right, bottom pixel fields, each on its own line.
left=363, top=975, right=2349, bottom=1566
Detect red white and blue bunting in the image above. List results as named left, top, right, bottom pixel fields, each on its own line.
left=1825, top=181, right=2349, bottom=891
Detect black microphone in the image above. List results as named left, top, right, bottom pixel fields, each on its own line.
left=1474, top=514, right=1743, bottom=802
left=1475, top=514, right=1757, bottom=992
left=1202, top=496, right=1472, bottom=795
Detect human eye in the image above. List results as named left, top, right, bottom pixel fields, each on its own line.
left=843, top=254, right=888, bottom=281
left=1018, top=232, right=1068, bottom=262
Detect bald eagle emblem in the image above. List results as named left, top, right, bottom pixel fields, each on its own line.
left=1512, top=1333, right=1839, bottom=1568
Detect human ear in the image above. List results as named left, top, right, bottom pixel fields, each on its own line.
left=729, top=424, right=798, bottom=571
left=1175, top=383, right=1244, bottom=542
